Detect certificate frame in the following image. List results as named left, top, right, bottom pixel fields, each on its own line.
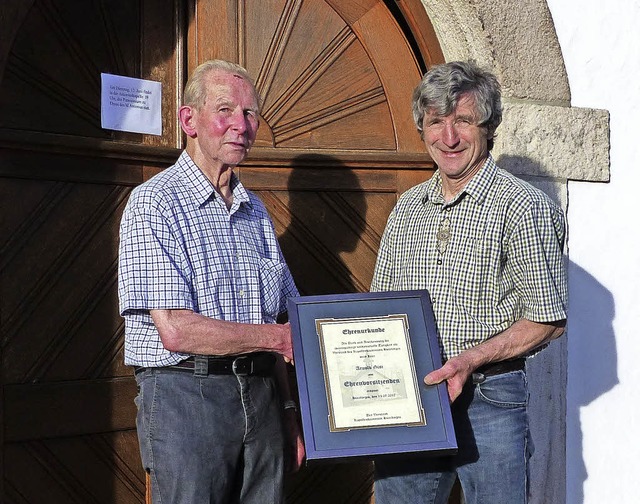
left=287, top=290, right=457, bottom=463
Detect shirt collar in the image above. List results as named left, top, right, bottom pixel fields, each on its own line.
left=176, top=150, right=252, bottom=209
left=423, top=154, right=497, bottom=206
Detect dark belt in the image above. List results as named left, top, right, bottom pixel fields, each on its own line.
left=472, top=358, right=525, bottom=384
left=137, top=353, right=276, bottom=377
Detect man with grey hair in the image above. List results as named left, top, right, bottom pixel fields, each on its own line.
left=118, top=60, right=304, bottom=503
left=372, top=61, right=567, bottom=503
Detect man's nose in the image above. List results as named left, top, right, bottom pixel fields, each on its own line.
left=442, top=122, right=459, bottom=145
left=230, top=109, right=248, bottom=132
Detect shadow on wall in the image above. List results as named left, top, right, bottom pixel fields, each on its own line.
left=279, top=153, right=367, bottom=296
left=565, top=260, right=617, bottom=504
left=280, top=154, right=375, bottom=503
left=497, top=154, right=565, bottom=206
left=498, top=154, right=618, bottom=504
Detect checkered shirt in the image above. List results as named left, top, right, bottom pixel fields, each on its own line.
left=118, top=151, right=298, bottom=367
left=371, top=155, right=567, bottom=360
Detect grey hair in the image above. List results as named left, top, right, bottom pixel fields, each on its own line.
left=412, top=61, right=502, bottom=149
left=183, top=59, right=260, bottom=111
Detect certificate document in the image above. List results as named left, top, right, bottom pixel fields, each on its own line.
left=316, top=314, right=426, bottom=432
left=289, top=291, right=457, bottom=461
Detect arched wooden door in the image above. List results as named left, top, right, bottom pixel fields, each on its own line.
left=186, top=2, right=443, bottom=502
left=0, top=1, right=443, bottom=502
left=187, top=0, right=443, bottom=295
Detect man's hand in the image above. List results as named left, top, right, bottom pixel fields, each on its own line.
left=424, top=355, right=474, bottom=402
left=277, top=322, right=295, bottom=365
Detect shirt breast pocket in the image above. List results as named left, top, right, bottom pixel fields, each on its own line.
left=259, top=258, right=285, bottom=318
left=455, top=235, right=502, bottom=318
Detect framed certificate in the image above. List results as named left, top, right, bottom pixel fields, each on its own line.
left=287, top=290, right=457, bottom=462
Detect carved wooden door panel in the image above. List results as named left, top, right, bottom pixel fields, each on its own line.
left=186, top=0, right=442, bottom=293
left=0, top=1, right=181, bottom=503
left=0, top=0, right=443, bottom=503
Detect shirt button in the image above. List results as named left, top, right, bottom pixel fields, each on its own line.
left=437, top=259, right=443, bottom=265
left=239, top=289, right=245, bottom=297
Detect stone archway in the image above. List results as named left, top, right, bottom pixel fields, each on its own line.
left=420, top=0, right=608, bottom=183
left=415, top=1, right=610, bottom=503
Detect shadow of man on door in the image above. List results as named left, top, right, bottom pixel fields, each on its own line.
left=279, top=153, right=369, bottom=296
left=279, top=153, right=376, bottom=504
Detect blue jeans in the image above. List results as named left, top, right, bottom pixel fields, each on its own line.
left=134, top=367, right=285, bottom=504
left=375, top=370, right=531, bottom=504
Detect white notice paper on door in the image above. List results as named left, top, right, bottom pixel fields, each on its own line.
left=101, top=73, right=162, bottom=135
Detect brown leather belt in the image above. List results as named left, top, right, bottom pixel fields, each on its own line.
left=136, top=353, right=276, bottom=377
left=472, top=358, right=525, bottom=384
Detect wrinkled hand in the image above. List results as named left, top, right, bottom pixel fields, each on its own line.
left=283, top=410, right=305, bottom=473
left=424, top=355, right=474, bottom=402
left=276, top=322, right=295, bottom=365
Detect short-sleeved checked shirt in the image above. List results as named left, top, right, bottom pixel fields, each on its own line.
left=118, top=151, right=298, bottom=367
left=371, top=155, right=567, bottom=360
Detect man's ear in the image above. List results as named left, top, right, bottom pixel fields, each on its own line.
left=179, top=105, right=197, bottom=137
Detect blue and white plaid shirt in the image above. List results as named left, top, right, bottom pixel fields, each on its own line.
left=118, top=151, right=298, bottom=367
left=372, top=155, right=567, bottom=360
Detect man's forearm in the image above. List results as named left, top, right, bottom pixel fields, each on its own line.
left=150, top=308, right=294, bottom=361
left=425, top=318, right=566, bottom=401
left=455, top=318, right=566, bottom=371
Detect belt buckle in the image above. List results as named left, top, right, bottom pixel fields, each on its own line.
left=472, top=372, right=486, bottom=384
left=232, top=356, right=253, bottom=376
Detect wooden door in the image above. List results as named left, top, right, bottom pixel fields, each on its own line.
left=0, top=0, right=443, bottom=502
left=0, top=1, right=182, bottom=502
left=187, top=1, right=443, bottom=502
left=185, top=0, right=443, bottom=291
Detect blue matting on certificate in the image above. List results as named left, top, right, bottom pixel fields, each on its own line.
left=288, top=290, right=457, bottom=462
